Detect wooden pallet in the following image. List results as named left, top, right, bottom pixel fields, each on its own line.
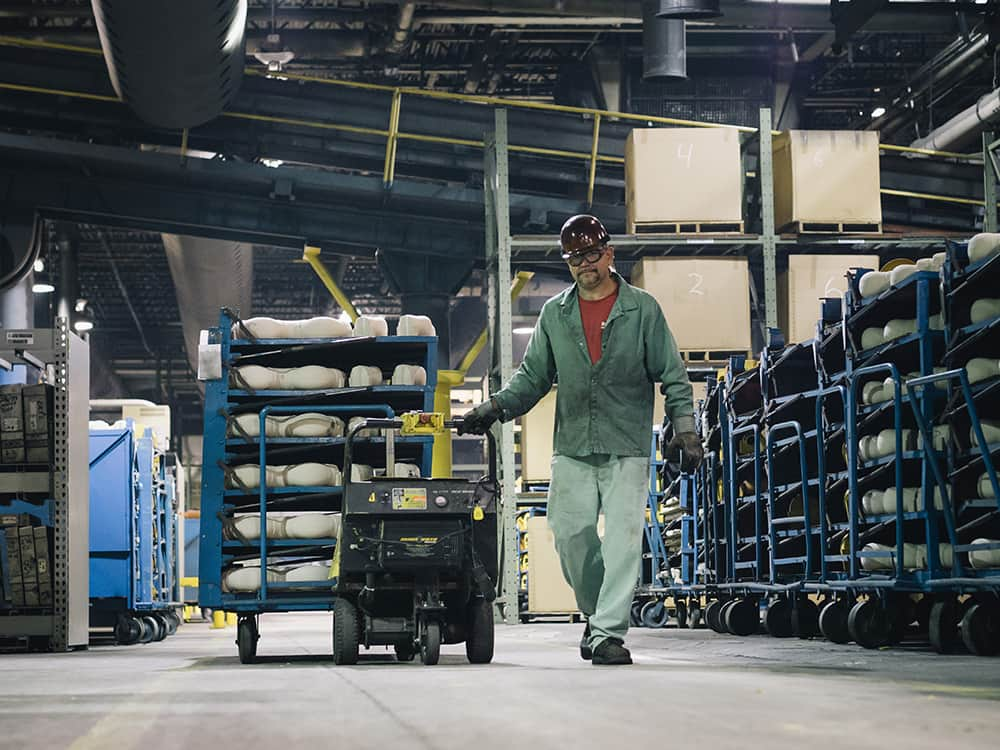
left=629, top=220, right=745, bottom=235
left=782, top=221, right=882, bottom=235
left=679, top=349, right=753, bottom=364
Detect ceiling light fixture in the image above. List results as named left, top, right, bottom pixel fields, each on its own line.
left=871, top=106, right=886, bottom=119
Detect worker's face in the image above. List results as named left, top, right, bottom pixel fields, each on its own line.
left=567, top=244, right=614, bottom=290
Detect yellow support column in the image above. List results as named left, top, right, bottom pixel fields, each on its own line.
left=301, top=245, right=359, bottom=321
left=211, top=610, right=226, bottom=629
left=433, top=369, right=466, bottom=477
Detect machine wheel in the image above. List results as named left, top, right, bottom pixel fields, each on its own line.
left=818, top=600, right=851, bottom=644
left=674, top=600, right=688, bottom=629
left=719, top=600, right=739, bottom=634
left=115, top=617, right=141, bottom=645
left=139, top=616, right=158, bottom=644
left=929, top=599, right=961, bottom=654
left=848, top=599, right=890, bottom=649
left=466, top=597, right=495, bottom=664
left=151, top=614, right=169, bottom=642
left=420, top=621, right=441, bottom=666
left=725, top=598, right=759, bottom=637
left=689, top=605, right=704, bottom=629
left=705, top=600, right=726, bottom=633
left=960, top=603, right=1000, bottom=657
left=629, top=601, right=643, bottom=627
left=237, top=617, right=259, bottom=664
left=641, top=600, right=669, bottom=628
left=764, top=598, right=794, bottom=638
left=791, top=598, right=820, bottom=639
left=332, top=598, right=360, bottom=665
left=394, top=642, right=417, bottom=662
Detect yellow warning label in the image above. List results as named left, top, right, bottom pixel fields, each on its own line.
left=392, top=488, right=427, bottom=510
left=400, top=536, right=439, bottom=544
left=368, top=492, right=377, bottom=503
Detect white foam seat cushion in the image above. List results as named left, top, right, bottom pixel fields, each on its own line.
left=353, top=315, right=389, bottom=337
left=972, top=420, right=1000, bottom=446
left=862, top=381, right=884, bottom=405
left=350, top=464, right=373, bottom=481
left=969, top=540, right=1000, bottom=569
left=932, top=251, right=946, bottom=270
left=968, top=233, right=1000, bottom=265
left=232, top=365, right=346, bottom=390
left=284, top=513, right=341, bottom=539
left=861, top=490, right=882, bottom=515
left=971, top=298, right=1000, bottom=324
left=227, top=463, right=343, bottom=488
left=285, top=562, right=332, bottom=584
left=349, top=365, right=384, bottom=387
left=966, top=358, right=1000, bottom=384
left=861, top=327, right=883, bottom=350
left=978, top=472, right=999, bottom=498
left=348, top=416, right=379, bottom=437
left=858, top=271, right=890, bottom=298
left=861, top=543, right=952, bottom=571
left=397, top=314, right=436, bottom=336
left=391, top=364, right=427, bottom=385
left=230, top=515, right=285, bottom=540
left=889, top=264, right=918, bottom=286
left=234, top=316, right=353, bottom=340
left=222, top=565, right=283, bottom=592
left=375, top=463, right=421, bottom=478
left=229, top=412, right=345, bottom=438
left=881, top=486, right=943, bottom=513
left=882, top=318, right=917, bottom=342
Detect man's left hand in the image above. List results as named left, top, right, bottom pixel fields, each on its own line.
left=666, top=431, right=704, bottom=472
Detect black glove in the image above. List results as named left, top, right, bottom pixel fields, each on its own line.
left=666, top=431, right=704, bottom=473
left=458, top=399, right=502, bottom=435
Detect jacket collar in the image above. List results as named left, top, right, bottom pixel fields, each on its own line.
left=558, top=270, right=639, bottom=313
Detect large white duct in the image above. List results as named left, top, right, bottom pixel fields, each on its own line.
left=910, top=88, right=1000, bottom=154
left=162, top=235, right=253, bottom=379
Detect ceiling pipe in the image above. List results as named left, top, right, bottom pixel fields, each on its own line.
left=910, top=87, right=1000, bottom=153
left=386, top=2, right=418, bottom=55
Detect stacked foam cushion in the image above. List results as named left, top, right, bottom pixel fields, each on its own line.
left=857, top=426, right=950, bottom=461
left=222, top=561, right=333, bottom=592
left=860, top=486, right=944, bottom=516
left=228, top=412, right=345, bottom=438
left=861, top=543, right=953, bottom=571
left=227, top=512, right=342, bottom=541
left=231, top=365, right=346, bottom=390
left=232, top=314, right=437, bottom=339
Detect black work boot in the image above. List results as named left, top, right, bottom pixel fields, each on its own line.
left=579, top=622, right=592, bottom=660
left=591, top=638, right=632, bottom=666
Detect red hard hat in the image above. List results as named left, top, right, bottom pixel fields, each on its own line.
left=560, top=214, right=610, bottom=258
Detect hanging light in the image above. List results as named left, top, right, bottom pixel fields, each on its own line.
left=32, top=265, right=55, bottom=294
left=73, top=298, right=95, bottom=333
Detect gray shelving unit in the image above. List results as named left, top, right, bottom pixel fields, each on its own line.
left=0, top=320, right=90, bottom=650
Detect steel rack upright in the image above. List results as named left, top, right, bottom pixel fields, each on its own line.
left=198, top=309, right=437, bottom=662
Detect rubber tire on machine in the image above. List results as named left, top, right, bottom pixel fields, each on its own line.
left=237, top=618, right=258, bottom=665
left=929, top=599, right=961, bottom=655
left=630, top=601, right=643, bottom=628
left=848, top=599, right=891, bottom=649
left=719, top=600, right=740, bottom=634
left=465, top=597, right=495, bottom=664
left=791, top=598, right=820, bottom=639
left=818, top=600, right=851, bottom=644
left=641, top=599, right=670, bottom=628
left=394, top=643, right=417, bottom=662
left=421, top=621, right=441, bottom=666
left=332, top=598, right=360, bottom=665
left=960, top=603, right=1000, bottom=657
left=115, top=617, right=141, bottom=645
left=151, top=614, right=169, bottom=642
left=764, top=599, right=795, bottom=638
left=705, top=600, right=726, bottom=633
left=140, top=616, right=159, bottom=644
left=725, top=598, right=759, bottom=637
left=674, top=600, right=688, bottom=629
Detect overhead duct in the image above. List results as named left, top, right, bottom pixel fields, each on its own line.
left=910, top=87, right=1000, bottom=154
left=91, top=0, right=248, bottom=129
left=656, top=0, right=721, bottom=18
left=643, top=0, right=686, bottom=80
left=162, top=235, right=253, bottom=380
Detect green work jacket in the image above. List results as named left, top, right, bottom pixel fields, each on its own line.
left=492, top=272, right=695, bottom=458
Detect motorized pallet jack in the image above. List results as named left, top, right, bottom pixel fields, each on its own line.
left=331, top=412, right=498, bottom=665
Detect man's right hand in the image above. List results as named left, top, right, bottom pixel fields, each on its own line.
left=458, top=400, right=502, bottom=435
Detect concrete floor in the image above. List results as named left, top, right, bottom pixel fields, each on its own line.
left=0, top=615, right=998, bottom=749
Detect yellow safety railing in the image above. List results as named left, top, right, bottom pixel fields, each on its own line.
left=0, top=34, right=986, bottom=211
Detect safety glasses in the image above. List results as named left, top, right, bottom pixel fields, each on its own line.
left=562, top=245, right=608, bottom=266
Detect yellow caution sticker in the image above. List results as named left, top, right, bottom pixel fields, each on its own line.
left=368, top=492, right=376, bottom=504
left=392, top=487, right=427, bottom=510
left=473, top=506, right=485, bottom=521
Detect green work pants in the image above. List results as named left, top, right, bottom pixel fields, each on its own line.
left=547, top=453, right=650, bottom=649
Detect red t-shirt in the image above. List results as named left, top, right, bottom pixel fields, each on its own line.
left=579, top=288, right=619, bottom=364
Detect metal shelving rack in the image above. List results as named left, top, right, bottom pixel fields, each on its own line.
left=0, top=320, right=89, bottom=651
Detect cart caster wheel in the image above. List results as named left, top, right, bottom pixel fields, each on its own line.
left=818, top=600, right=851, bottom=644
left=929, top=599, right=961, bottom=654
left=151, top=614, right=168, bottom=642
left=689, top=606, right=704, bottom=629
left=629, top=601, right=642, bottom=627
left=720, top=600, right=741, bottom=634
left=792, top=598, right=820, bottom=639
left=764, top=598, right=794, bottom=638
left=421, top=621, right=441, bottom=666
left=725, top=598, right=759, bottom=636
left=332, top=598, right=360, bottom=665
left=961, top=603, right=1000, bottom=657
left=705, top=600, right=726, bottom=633
left=139, top=615, right=158, bottom=644
left=641, top=600, right=669, bottom=628
left=675, top=600, right=688, bottom=629
left=163, top=611, right=179, bottom=636
left=115, top=617, right=141, bottom=645
left=394, top=643, right=417, bottom=662
left=466, top=596, right=495, bottom=664
left=848, top=599, right=890, bottom=649
left=237, top=618, right=259, bottom=664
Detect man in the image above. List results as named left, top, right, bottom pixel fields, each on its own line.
left=460, top=214, right=702, bottom=666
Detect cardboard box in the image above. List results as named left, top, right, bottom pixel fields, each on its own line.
left=0, top=385, right=24, bottom=438
left=526, top=515, right=580, bottom=614
left=33, top=527, right=52, bottom=607
left=520, top=389, right=557, bottom=484
left=773, top=130, right=882, bottom=230
left=626, top=127, right=743, bottom=231
left=25, top=439, right=51, bottom=465
left=632, top=257, right=752, bottom=352
left=4, top=526, right=23, bottom=605
left=21, top=384, right=52, bottom=439
left=778, top=254, right=879, bottom=343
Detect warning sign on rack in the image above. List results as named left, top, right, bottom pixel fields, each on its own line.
left=391, top=487, right=427, bottom=510
left=5, top=331, right=33, bottom=345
